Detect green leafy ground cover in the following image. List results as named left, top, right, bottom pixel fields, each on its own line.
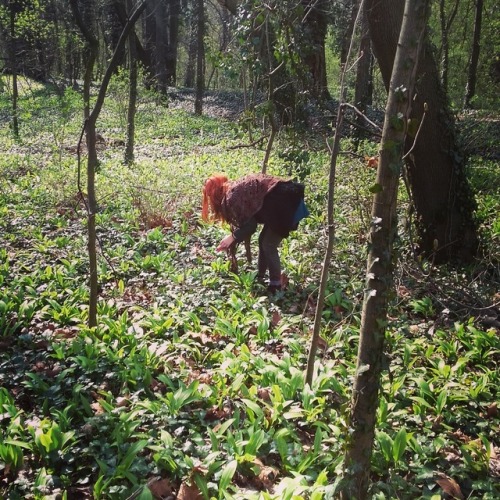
left=0, top=80, right=499, bottom=499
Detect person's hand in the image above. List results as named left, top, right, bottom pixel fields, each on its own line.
left=216, top=234, right=236, bottom=252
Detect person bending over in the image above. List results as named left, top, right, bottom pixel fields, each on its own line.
left=202, top=173, right=308, bottom=292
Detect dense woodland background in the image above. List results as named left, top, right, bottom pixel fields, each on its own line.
left=0, top=0, right=499, bottom=499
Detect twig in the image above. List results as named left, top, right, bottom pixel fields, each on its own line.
left=75, top=123, right=120, bottom=286
left=227, top=135, right=268, bottom=150
left=343, top=117, right=382, bottom=139
left=343, top=102, right=382, bottom=132
left=126, top=477, right=161, bottom=500
left=402, top=102, right=427, bottom=160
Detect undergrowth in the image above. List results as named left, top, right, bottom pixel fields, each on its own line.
left=0, top=78, right=499, bottom=499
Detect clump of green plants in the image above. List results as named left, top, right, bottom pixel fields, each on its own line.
left=0, top=79, right=498, bottom=499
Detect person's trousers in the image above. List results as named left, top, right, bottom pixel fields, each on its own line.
left=258, top=225, right=283, bottom=286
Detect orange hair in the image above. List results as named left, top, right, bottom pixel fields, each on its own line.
left=202, top=174, right=229, bottom=222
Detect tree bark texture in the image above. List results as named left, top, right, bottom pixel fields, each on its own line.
left=366, top=0, right=478, bottom=263
left=184, top=6, right=197, bottom=88
left=9, top=0, right=19, bottom=137
left=70, top=0, right=100, bottom=327
left=165, top=0, right=181, bottom=86
left=216, top=0, right=238, bottom=15
left=144, top=0, right=180, bottom=91
left=73, top=0, right=147, bottom=327
left=194, top=0, right=205, bottom=114
left=144, top=0, right=157, bottom=88
left=305, top=103, right=343, bottom=385
left=342, top=2, right=430, bottom=497
left=438, top=0, right=459, bottom=91
left=70, top=0, right=99, bottom=119
left=353, top=3, right=373, bottom=141
left=125, top=0, right=138, bottom=164
left=155, top=0, right=168, bottom=92
left=301, top=0, right=330, bottom=99
left=113, top=0, right=154, bottom=82
left=464, top=0, right=484, bottom=108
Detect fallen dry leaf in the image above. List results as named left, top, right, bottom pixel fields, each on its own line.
left=53, top=327, right=78, bottom=339
left=436, top=473, right=464, bottom=499
left=333, top=305, right=345, bottom=315
left=150, top=378, right=167, bottom=394
left=271, top=310, right=281, bottom=327
left=257, top=387, right=271, bottom=402
left=487, top=402, right=498, bottom=419
left=280, top=273, right=289, bottom=289
left=177, top=482, right=203, bottom=500
left=116, top=396, right=130, bottom=408
left=206, top=405, right=232, bottom=422
left=148, top=477, right=174, bottom=499
left=189, top=331, right=216, bottom=346
left=257, top=464, right=278, bottom=490
left=91, top=401, right=105, bottom=415
left=317, top=336, right=328, bottom=351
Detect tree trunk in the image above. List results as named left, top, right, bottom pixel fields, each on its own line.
left=125, top=0, right=138, bottom=164
left=464, top=0, right=484, bottom=108
left=301, top=0, right=330, bottom=99
left=439, top=0, right=449, bottom=91
left=216, top=0, right=237, bottom=14
left=194, top=0, right=204, bottom=114
left=305, top=0, right=366, bottom=386
left=104, top=0, right=126, bottom=67
left=9, top=0, right=19, bottom=138
left=72, top=0, right=147, bottom=328
left=438, top=0, right=459, bottom=92
left=155, top=0, right=168, bottom=93
left=342, top=2, right=430, bottom=497
left=151, top=0, right=180, bottom=91
left=70, top=0, right=100, bottom=327
left=262, top=105, right=277, bottom=174
left=367, top=0, right=478, bottom=263
left=340, top=0, right=357, bottom=67
left=113, top=0, right=154, bottom=82
left=165, top=0, right=181, bottom=86
left=305, top=103, right=343, bottom=385
left=185, top=2, right=197, bottom=88
left=144, top=0, right=157, bottom=88
left=353, top=2, right=373, bottom=141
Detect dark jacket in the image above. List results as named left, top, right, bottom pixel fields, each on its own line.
left=222, top=174, right=305, bottom=241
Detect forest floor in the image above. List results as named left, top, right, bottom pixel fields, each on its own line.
left=0, top=80, right=499, bottom=499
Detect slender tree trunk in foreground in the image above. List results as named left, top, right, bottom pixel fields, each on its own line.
left=73, top=0, right=146, bottom=328
left=70, top=0, right=99, bottom=327
left=341, top=1, right=430, bottom=498
left=125, top=0, right=138, bottom=164
left=305, top=1, right=365, bottom=386
left=305, top=104, right=343, bottom=385
left=367, top=0, right=477, bottom=263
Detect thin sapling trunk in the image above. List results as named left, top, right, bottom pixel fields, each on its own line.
left=341, top=1, right=430, bottom=497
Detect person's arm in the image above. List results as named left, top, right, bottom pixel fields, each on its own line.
left=232, top=217, right=258, bottom=242
left=216, top=217, right=258, bottom=251
left=216, top=233, right=235, bottom=251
